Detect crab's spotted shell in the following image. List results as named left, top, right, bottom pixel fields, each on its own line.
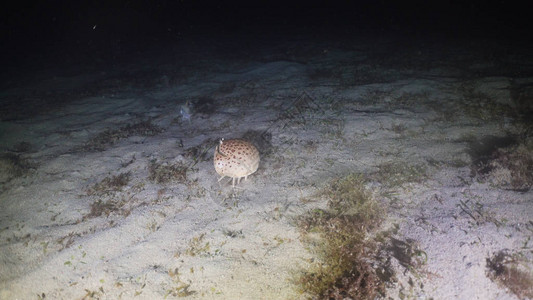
left=214, top=139, right=260, bottom=185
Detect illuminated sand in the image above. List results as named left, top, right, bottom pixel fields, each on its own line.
left=1, top=36, right=532, bottom=299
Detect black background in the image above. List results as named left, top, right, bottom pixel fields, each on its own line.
left=2, top=0, right=532, bottom=76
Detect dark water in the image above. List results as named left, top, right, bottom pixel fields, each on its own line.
left=2, top=1, right=532, bottom=121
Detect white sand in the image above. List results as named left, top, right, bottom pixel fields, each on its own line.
left=1, top=35, right=532, bottom=299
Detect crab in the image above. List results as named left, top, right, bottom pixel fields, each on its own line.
left=213, top=138, right=260, bottom=187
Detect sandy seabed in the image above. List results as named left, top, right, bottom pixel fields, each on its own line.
left=1, top=34, right=532, bottom=299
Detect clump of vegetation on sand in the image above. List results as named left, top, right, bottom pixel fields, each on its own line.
left=85, top=172, right=133, bottom=219
left=486, top=250, right=533, bottom=299
left=148, top=160, right=188, bottom=184
left=0, top=152, right=33, bottom=184
left=294, top=174, right=388, bottom=299
left=469, top=136, right=533, bottom=191
left=483, top=141, right=533, bottom=191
